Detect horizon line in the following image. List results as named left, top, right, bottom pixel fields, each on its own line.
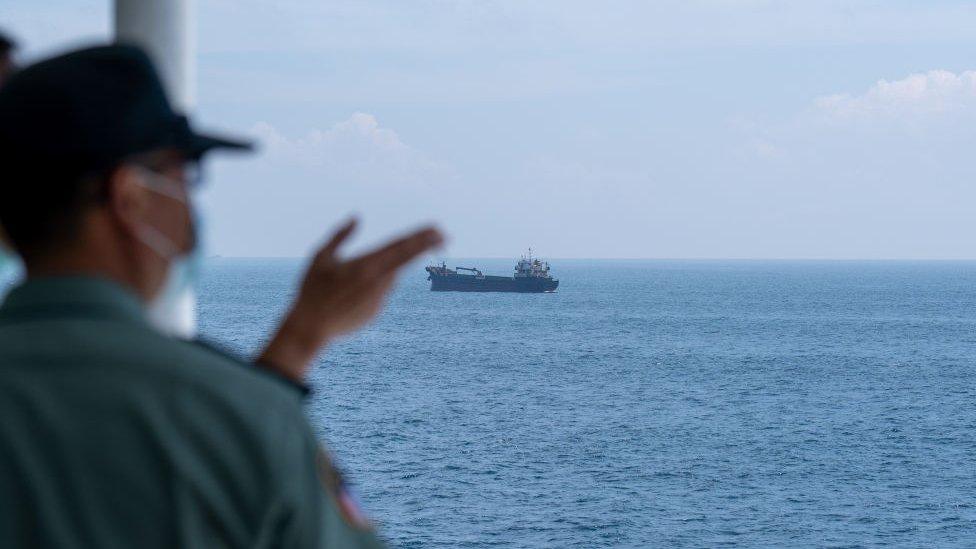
left=206, top=255, right=976, bottom=262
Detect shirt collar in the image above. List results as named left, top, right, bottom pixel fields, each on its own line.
left=0, top=276, right=147, bottom=324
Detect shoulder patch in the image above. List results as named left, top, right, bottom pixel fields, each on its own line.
left=316, top=446, right=374, bottom=531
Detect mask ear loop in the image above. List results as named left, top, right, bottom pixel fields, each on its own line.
left=131, top=166, right=193, bottom=260
left=133, top=166, right=188, bottom=203
left=135, top=224, right=182, bottom=260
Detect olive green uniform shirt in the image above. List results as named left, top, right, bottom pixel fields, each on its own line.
left=0, top=277, right=384, bottom=548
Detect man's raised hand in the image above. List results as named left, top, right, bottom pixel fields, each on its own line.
left=258, top=219, right=444, bottom=380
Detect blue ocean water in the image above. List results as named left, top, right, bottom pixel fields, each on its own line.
left=199, top=259, right=976, bottom=548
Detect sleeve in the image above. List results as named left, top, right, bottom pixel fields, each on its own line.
left=273, top=411, right=386, bottom=549
left=190, top=339, right=313, bottom=397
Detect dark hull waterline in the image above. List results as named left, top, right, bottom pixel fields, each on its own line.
left=429, top=273, right=559, bottom=293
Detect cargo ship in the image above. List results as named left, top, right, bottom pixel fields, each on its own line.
left=425, top=251, right=559, bottom=293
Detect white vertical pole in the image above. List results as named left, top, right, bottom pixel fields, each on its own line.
left=114, top=0, right=195, bottom=110
left=114, top=0, right=197, bottom=338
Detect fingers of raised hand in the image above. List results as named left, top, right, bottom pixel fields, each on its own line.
left=360, top=227, right=443, bottom=273
left=316, top=218, right=358, bottom=262
left=306, top=225, right=442, bottom=308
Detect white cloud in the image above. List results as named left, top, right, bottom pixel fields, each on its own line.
left=250, top=113, right=444, bottom=186
left=743, top=68, right=976, bottom=163
left=815, top=70, right=976, bottom=119
left=254, top=113, right=405, bottom=159
left=204, top=112, right=452, bottom=257
left=750, top=138, right=782, bottom=159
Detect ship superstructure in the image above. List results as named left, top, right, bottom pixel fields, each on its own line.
left=425, top=250, right=559, bottom=293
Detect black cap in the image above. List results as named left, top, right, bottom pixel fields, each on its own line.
left=0, top=44, right=251, bottom=178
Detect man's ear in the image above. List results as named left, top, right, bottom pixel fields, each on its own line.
left=104, top=164, right=149, bottom=237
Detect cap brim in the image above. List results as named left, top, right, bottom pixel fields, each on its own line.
left=182, top=130, right=254, bottom=160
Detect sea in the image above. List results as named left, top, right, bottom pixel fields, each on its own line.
left=198, top=259, right=976, bottom=548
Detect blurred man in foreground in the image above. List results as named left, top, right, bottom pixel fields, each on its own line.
left=0, top=45, right=441, bottom=547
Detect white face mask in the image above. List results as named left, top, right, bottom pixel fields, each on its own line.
left=133, top=166, right=201, bottom=338
left=146, top=243, right=201, bottom=338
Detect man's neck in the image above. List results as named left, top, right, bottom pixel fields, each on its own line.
left=25, top=247, right=150, bottom=302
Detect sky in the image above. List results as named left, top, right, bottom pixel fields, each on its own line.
left=4, top=1, right=976, bottom=259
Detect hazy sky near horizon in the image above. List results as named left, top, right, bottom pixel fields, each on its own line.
left=5, top=1, right=976, bottom=259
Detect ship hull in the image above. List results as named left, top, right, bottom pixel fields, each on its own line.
left=429, top=273, right=558, bottom=293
